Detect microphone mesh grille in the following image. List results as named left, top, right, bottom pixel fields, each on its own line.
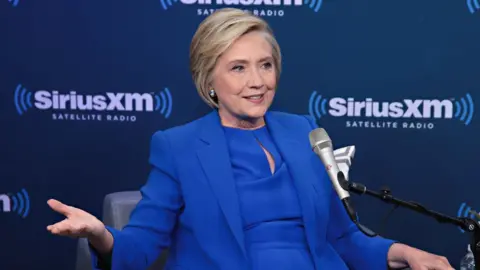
left=308, top=128, right=332, bottom=149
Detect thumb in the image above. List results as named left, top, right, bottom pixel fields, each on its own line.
left=47, top=199, right=72, bottom=217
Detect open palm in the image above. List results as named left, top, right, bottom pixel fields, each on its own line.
left=47, top=199, right=104, bottom=238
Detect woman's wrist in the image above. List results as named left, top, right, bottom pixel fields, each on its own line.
left=88, top=227, right=114, bottom=255
left=387, top=243, right=411, bottom=268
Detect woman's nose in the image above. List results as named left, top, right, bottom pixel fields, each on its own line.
left=247, top=68, right=265, bottom=89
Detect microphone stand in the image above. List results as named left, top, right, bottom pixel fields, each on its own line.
left=337, top=172, right=480, bottom=270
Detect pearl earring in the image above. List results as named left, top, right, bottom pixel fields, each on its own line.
left=209, top=89, right=216, bottom=98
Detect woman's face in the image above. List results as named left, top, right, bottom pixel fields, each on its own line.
left=210, top=30, right=277, bottom=126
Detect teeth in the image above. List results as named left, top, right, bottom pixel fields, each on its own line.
left=247, top=95, right=263, bottom=100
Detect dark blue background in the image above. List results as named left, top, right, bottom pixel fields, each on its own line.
left=1, top=0, right=479, bottom=269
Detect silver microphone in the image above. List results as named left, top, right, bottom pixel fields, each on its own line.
left=309, top=128, right=350, bottom=200
left=309, top=127, right=357, bottom=222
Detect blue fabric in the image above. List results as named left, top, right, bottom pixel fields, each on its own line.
left=223, top=125, right=315, bottom=270
left=90, top=110, right=396, bottom=270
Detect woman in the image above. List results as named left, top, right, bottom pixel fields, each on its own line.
left=47, top=8, right=454, bottom=270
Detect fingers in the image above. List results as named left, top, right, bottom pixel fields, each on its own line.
left=408, top=263, right=428, bottom=270
left=47, top=219, right=72, bottom=236
left=436, top=255, right=449, bottom=265
left=433, top=256, right=454, bottom=270
left=407, top=253, right=454, bottom=270
left=439, top=256, right=454, bottom=270
left=47, top=219, right=89, bottom=237
left=47, top=199, right=73, bottom=217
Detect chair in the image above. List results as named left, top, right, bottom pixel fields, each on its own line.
left=74, top=191, right=168, bottom=270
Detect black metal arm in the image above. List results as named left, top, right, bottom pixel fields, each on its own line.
left=337, top=171, right=480, bottom=270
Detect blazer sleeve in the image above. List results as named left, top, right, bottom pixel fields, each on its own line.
left=303, top=115, right=396, bottom=270
left=90, top=130, right=183, bottom=270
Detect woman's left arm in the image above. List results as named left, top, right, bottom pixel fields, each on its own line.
left=325, top=185, right=395, bottom=269
left=302, top=114, right=393, bottom=268
left=304, top=115, right=454, bottom=269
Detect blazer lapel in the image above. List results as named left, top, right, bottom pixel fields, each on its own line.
left=265, top=112, right=325, bottom=254
left=196, top=111, right=247, bottom=259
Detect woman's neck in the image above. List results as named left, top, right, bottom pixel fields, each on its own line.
left=218, top=110, right=265, bottom=130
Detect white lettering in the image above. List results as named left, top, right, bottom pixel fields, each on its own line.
left=198, top=8, right=284, bottom=16
left=402, top=122, right=435, bottom=129
left=106, top=115, right=137, bottom=122
left=124, top=93, right=154, bottom=111
left=33, top=91, right=156, bottom=112
left=106, top=93, right=125, bottom=110
left=389, top=102, right=404, bottom=118
left=34, top=90, right=52, bottom=110
left=422, top=100, right=453, bottom=118
left=240, top=0, right=254, bottom=5
left=93, top=95, right=108, bottom=111
left=346, top=121, right=398, bottom=129
left=403, top=100, right=423, bottom=118
left=327, top=97, right=453, bottom=119
left=329, top=97, right=347, bottom=116
left=185, top=0, right=298, bottom=5
left=0, top=194, right=11, bottom=212
left=52, top=113, right=103, bottom=121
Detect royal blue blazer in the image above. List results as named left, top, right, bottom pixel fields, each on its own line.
left=91, top=110, right=395, bottom=270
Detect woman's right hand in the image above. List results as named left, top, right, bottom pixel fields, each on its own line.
left=47, top=198, right=114, bottom=253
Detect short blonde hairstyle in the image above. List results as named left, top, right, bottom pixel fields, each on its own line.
left=189, top=8, right=282, bottom=108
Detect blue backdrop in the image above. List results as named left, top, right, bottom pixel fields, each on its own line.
left=1, top=0, right=479, bottom=269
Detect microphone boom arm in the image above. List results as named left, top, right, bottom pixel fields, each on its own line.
left=337, top=172, right=480, bottom=270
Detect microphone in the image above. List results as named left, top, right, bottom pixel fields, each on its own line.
left=309, top=128, right=358, bottom=223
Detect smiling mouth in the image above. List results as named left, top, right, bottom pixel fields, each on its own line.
left=244, top=94, right=264, bottom=100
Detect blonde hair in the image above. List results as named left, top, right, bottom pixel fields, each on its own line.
left=189, top=8, right=282, bottom=108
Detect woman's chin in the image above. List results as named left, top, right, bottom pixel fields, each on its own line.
left=243, top=107, right=269, bottom=119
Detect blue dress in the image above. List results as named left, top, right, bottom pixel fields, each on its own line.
left=223, top=125, right=316, bottom=270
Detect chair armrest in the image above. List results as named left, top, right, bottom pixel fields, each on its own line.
left=101, top=191, right=169, bottom=269
left=102, top=191, right=142, bottom=229
left=74, top=191, right=141, bottom=270
left=75, top=238, right=93, bottom=270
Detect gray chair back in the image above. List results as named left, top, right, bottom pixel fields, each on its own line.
left=75, top=191, right=169, bottom=270
left=102, top=191, right=142, bottom=230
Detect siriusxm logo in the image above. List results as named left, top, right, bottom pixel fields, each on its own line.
left=467, top=0, right=480, bottom=14
left=160, top=0, right=323, bottom=17
left=7, top=0, right=19, bottom=7
left=308, top=91, right=475, bottom=130
left=14, top=84, right=173, bottom=122
left=0, top=189, right=30, bottom=219
left=457, top=202, right=479, bottom=233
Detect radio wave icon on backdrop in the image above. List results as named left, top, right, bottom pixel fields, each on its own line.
left=159, top=0, right=322, bottom=12
left=467, top=0, right=480, bottom=14
left=457, top=202, right=479, bottom=233
left=159, top=0, right=177, bottom=10
left=154, top=88, right=173, bottom=119
left=14, top=84, right=33, bottom=116
left=1, top=189, right=30, bottom=218
left=308, top=91, right=328, bottom=120
left=304, top=0, right=323, bottom=12
left=454, top=93, right=475, bottom=125
left=8, top=0, right=19, bottom=7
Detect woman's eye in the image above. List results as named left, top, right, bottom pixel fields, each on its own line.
left=232, top=65, right=244, bottom=71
